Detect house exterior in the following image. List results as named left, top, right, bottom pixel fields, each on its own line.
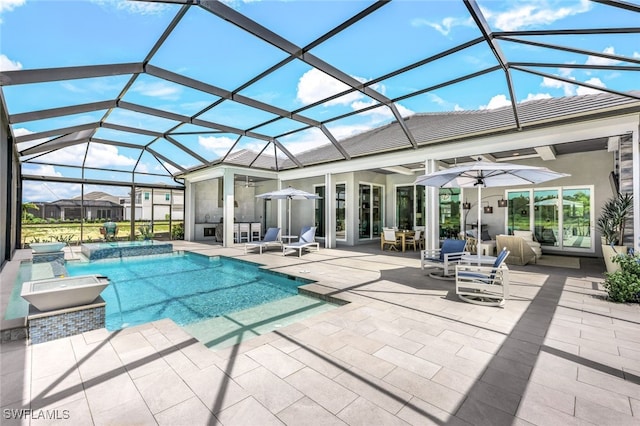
left=26, top=192, right=124, bottom=221
left=180, top=92, right=640, bottom=258
left=120, top=188, right=185, bottom=221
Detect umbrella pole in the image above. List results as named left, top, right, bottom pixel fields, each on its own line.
left=288, top=197, right=291, bottom=238
left=477, top=185, right=482, bottom=260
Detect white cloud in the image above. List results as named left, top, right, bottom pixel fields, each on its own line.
left=480, top=94, right=512, bottom=110
left=132, top=80, right=181, bottom=100
left=412, top=16, right=474, bottom=36
left=482, top=0, right=591, bottom=31
left=586, top=46, right=621, bottom=66
left=522, top=93, right=552, bottom=102
left=0, top=0, right=25, bottom=14
left=576, top=77, right=607, bottom=95
left=22, top=164, right=62, bottom=178
left=634, top=52, right=640, bottom=59
left=199, top=135, right=236, bottom=158
left=542, top=75, right=576, bottom=96
left=86, top=143, right=137, bottom=167
left=90, top=0, right=170, bottom=15
left=279, top=128, right=331, bottom=155
left=0, top=53, right=22, bottom=71
left=427, top=94, right=465, bottom=112
left=297, top=68, right=363, bottom=107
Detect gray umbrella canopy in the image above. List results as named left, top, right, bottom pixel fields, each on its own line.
left=256, top=187, right=321, bottom=237
left=415, top=161, right=569, bottom=257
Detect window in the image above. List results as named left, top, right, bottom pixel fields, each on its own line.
left=144, top=192, right=150, bottom=200
left=314, top=186, right=325, bottom=237
left=506, top=186, right=593, bottom=252
left=336, top=183, right=346, bottom=241
left=165, top=193, right=170, bottom=201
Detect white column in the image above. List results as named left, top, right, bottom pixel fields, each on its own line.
left=424, top=159, right=439, bottom=250
left=325, top=173, right=335, bottom=248
left=223, top=168, right=235, bottom=247
left=633, top=128, right=640, bottom=252
left=184, top=181, right=194, bottom=241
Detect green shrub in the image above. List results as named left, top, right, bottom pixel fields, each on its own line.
left=171, top=223, right=184, bottom=240
left=603, top=252, right=640, bottom=303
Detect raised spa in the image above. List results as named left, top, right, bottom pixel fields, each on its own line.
left=21, top=275, right=109, bottom=312
left=81, top=240, right=173, bottom=261
left=30, top=242, right=66, bottom=253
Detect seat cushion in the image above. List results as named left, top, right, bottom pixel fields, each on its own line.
left=513, top=230, right=534, bottom=241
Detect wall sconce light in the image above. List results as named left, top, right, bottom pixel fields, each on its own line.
left=497, top=198, right=508, bottom=208
left=463, top=201, right=471, bottom=210
left=234, top=200, right=239, bottom=208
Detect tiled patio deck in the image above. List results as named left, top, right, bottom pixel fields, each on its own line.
left=1, top=241, right=639, bottom=425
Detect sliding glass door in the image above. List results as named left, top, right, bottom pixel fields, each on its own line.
left=359, top=183, right=383, bottom=240
left=506, top=186, right=594, bottom=252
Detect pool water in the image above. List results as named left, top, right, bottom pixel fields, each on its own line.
left=64, top=252, right=319, bottom=331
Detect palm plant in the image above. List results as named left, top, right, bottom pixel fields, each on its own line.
left=597, top=193, right=633, bottom=245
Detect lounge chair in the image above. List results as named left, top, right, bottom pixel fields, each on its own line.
left=421, top=238, right=468, bottom=278
left=244, top=227, right=282, bottom=254
left=496, top=232, right=541, bottom=265
left=455, top=248, right=510, bottom=306
left=283, top=226, right=319, bottom=257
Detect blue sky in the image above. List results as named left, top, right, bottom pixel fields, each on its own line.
left=1, top=0, right=639, bottom=201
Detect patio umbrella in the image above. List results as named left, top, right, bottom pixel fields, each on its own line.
left=255, top=186, right=321, bottom=237
left=414, top=161, right=569, bottom=259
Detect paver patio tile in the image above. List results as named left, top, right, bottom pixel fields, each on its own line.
left=384, top=367, right=465, bottom=413
left=91, top=396, right=156, bottom=426
left=276, top=397, right=347, bottom=426
left=574, top=397, right=639, bottom=425
left=30, top=395, right=92, bottom=426
left=155, top=396, right=219, bottom=426
left=530, top=367, right=632, bottom=415
left=480, top=367, right=529, bottom=397
left=366, top=329, right=423, bottom=354
left=83, top=369, right=143, bottom=416
left=404, top=329, right=463, bottom=354
left=334, top=366, right=411, bottom=414
left=332, top=345, right=395, bottom=379
left=373, top=345, right=441, bottom=379
left=292, top=328, right=349, bottom=354
left=455, top=396, right=516, bottom=426
left=577, top=367, right=640, bottom=399
left=285, top=367, right=357, bottom=414
left=517, top=395, right=589, bottom=426
left=30, top=339, right=77, bottom=380
left=519, top=381, right=575, bottom=415
left=181, top=364, right=249, bottom=414
left=30, top=368, right=85, bottom=411
left=484, top=353, right=533, bottom=380
left=133, top=367, right=194, bottom=414
left=214, top=352, right=260, bottom=378
left=245, top=344, right=305, bottom=378
left=288, top=346, right=349, bottom=379
left=234, top=366, right=303, bottom=414
left=329, top=329, right=386, bottom=354
left=338, top=397, right=410, bottom=426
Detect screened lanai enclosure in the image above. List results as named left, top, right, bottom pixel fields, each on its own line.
left=1, top=0, right=639, bottom=259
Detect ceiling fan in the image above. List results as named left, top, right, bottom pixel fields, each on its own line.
left=242, top=175, right=257, bottom=188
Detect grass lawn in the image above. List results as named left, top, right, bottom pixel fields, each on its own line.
left=21, top=221, right=182, bottom=247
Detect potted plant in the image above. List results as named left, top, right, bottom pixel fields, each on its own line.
left=597, top=193, right=633, bottom=273
left=603, top=250, right=640, bottom=303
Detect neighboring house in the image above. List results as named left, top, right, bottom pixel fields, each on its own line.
left=120, top=188, right=184, bottom=221
left=27, top=192, right=124, bottom=221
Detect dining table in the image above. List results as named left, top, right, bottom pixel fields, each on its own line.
left=395, top=230, right=415, bottom=252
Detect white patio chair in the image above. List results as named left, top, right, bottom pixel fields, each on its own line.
left=455, top=248, right=510, bottom=306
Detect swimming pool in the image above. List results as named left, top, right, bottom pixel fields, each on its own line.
left=63, top=252, right=320, bottom=331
